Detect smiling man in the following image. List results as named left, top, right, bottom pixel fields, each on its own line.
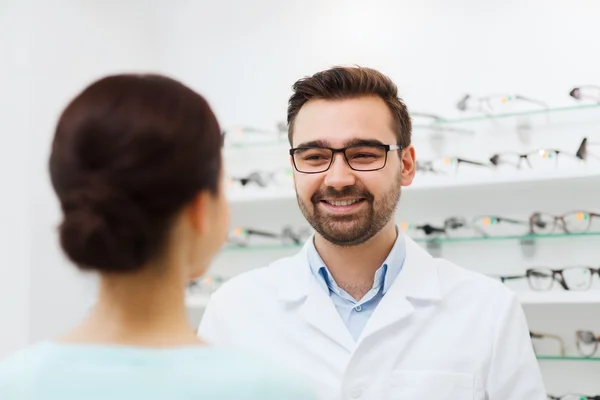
left=199, top=66, right=546, bottom=400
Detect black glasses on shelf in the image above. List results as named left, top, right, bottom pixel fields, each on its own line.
left=530, top=331, right=566, bottom=357
left=576, top=330, right=600, bottom=358
left=289, top=143, right=401, bottom=174
left=529, top=211, right=600, bottom=234
left=400, top=217, right=473, bottom=238
left=228, top=226, right=312, bottom=246
left=457, top=93, right=548, bottom=113
left=500, top=266, right=600, bottom=291
left=490, top=147, right=584, bottom=169
left=570, top=85, right=600, bottom=103
left=548, top=394, right=600, bottom=400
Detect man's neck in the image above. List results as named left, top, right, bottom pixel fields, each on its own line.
left=314, top=222, right=398, bottom=300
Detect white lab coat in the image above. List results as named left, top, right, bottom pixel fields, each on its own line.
left=199, top=236, right=547, bottom=400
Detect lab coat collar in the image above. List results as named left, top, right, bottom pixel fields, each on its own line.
left=274, top=234, right=442, bottom=304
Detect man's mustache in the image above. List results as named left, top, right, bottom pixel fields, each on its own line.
left=311, top=186, right=374, bottom=204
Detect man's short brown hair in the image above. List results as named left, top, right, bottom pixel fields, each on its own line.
left=286, top=66, right=412, bottom=147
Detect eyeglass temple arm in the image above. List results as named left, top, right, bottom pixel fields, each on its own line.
left=244, top=229, right=282, bottom=239
left=514, top=95, right=549, bottom=109
left=499, top=275, right=526, bottom=283
left=530, top=332, right=566, bottom=356
left=497, top=217, right=530, bottom=225
left=457, top=158, right=490, bottom=167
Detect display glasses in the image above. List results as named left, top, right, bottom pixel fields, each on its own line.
left=501, top=267, right=599, bottom=291
left=489, top=148, right=583, bottom=169
left=471, top=215, right=530, bottom=237
left=228, top=226, right=312, bottom=246
left=548, top=394, right=600, bottom=400
left=530, top=211, right=600, bottom=234
left=290, top=143, right=401, bottom=173
left=423, top=157, right=490, bottom=174
left=530, top=331, right=566, bottom=357
left=576, top=330, right=600, bottom=358
left=570, top=85, right=600, bottom=103
left=400, top=217, right=472, bottom=239
left=230, top=168, right=292, bottom=188
left=457, top=93, right=548, bottom=113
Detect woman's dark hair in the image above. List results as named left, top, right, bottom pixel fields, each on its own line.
left=49, top=74, right=222, bottom=273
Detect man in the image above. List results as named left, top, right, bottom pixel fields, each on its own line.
left=199, top=66, right=546, bottom=399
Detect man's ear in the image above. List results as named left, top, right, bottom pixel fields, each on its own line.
left=187, top=191, right=210, bottom=236
left=401, top=145, right=417, bottom=186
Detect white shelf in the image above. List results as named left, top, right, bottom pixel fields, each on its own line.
left=226, top=169, right=600, bottom=205
left=517, top=291, right=600, bottom=305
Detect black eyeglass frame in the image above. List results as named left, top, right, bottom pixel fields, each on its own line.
left=501, top=267, right=600, bottom=291
left=289, top=144, right=402, bottom=174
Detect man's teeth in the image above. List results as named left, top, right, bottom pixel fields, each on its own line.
left=326, top=199, right=361, bottom=206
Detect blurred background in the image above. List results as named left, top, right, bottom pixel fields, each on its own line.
left=1, top=0, right=599, bottom=395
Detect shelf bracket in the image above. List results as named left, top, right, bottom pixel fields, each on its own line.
left=519, top=237, right=537, bottom=259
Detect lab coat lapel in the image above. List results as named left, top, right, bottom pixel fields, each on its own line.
left=359, top=236, right=442, bottom=341
left=273, top=240, right=355, bottom=352
left=300, top=280, right=356, bottom=352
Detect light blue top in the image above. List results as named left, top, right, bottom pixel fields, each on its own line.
left=0, top=342, right=315, bottom=400
left=308, top=230, right=406, bottom=341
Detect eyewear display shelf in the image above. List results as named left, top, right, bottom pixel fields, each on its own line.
left=223, top=103, right=600, bottom=150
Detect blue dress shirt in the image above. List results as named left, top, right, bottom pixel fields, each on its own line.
left=307, top=230, right=406, bottom=341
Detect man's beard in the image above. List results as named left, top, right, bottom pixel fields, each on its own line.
left=297, top=173, right=402, bottom=247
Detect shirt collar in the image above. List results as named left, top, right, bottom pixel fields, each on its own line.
left=308, top=228, right=406, bottom=296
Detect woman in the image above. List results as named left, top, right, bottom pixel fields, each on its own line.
left=0, top=74, right=314, bottom=399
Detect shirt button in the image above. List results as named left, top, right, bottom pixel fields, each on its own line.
left=354, top=305, right=362, bottom=312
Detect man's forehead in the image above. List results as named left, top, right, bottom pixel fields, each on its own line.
left=292, top=98, right=396, bottom=147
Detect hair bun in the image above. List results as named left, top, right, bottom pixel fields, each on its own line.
left=59, top=185, right=152, bottom=272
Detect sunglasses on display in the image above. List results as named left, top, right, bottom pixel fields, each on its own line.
left=289, top=143, right=402, bottom=174
left=570, top=85, right=600, bottom=103
left=530, top=331, right=566, bottom=357
left=576, top=330, right=600, bottom=358
left=499, top=266, right=600, bottom=291
left=456, top=93, right=549, bottom=114
left=548, top=394, right=600, bottom=400
left=228, top=226, right=312, bottom=246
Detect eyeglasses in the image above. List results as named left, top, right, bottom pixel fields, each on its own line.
left=228, top=226, right=312, bottom=246
left=530, top=331, right=566, bottom=357
left=289, top=144, right=401, bottom=174
left=400, top=217, right=474, bottom=239
left=576, top=330, right=600, bottom=358
left=500, top=266, right=600, bottom=291
left=229, top=168, right=292, bottom=188
left=548, top=394, right=600, bottom=400
left=490, top=148, right=583, bottom=169
left=530, top=211, right=600, bottom=234
left=570, top=85, right=600, bottom=103
left=457, top=93, right=548, bottom=113
left=417, top=157, right=490, bottom=175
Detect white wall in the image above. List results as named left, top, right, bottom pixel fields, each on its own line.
left=158, top=0, right=600, bottom=129
left=0, top=0, right=33, bottom=360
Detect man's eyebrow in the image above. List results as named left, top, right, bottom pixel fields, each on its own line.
left=344, top=138, right=386, bottom=147
left=294, top=140, right=330, bottom=148
left=293, top=138, right=387, bottom=149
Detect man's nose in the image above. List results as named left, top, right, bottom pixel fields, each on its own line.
left=323, top=153, right=356, bottom=190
